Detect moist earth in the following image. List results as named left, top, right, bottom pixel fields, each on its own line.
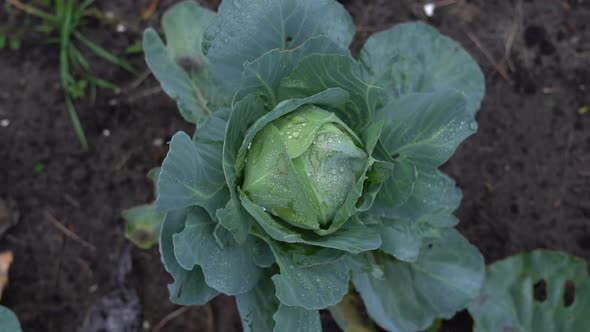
left=1, top=0, right=588, bottom=331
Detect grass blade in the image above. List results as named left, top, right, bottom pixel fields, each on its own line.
left=87, top=76, right=118, bottom=90
left=73, top=31, right=137, bottom=74
left=69, top=44, right=91, bottom=72
left=65, top=96, right=89, bottom=150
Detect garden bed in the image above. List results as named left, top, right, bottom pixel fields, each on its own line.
left=1, top=0, right=588, bottom=331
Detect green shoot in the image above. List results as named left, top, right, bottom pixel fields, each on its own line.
left=6, top=0, right=137, bottom=150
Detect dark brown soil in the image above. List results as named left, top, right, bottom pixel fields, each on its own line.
left=1, top=0, right=588, bottom=331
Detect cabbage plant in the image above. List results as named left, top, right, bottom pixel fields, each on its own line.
left=143, top=0, right=486, bottom=331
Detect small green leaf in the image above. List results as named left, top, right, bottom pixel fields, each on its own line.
left=270, top=241, right=350, bottom=310
left=468, top=250, right=590, bottom=332
left=160, top=210, right=219, bottom=305
left=360, top=22, right=485, bottom=115
left=172, top=207, right=261, bottom=295
left=204, top=0, right=354, bottom=93
left=279, top=54, right=379, bottom=131
left=34, top=162, right=46, bottom=173
left=8, top=37, right=21, bottom=50
left=125, top=40, right=143, bottom=54
left=353, top=229, right=484, bottom=332
left=122, top=203, right=165, bottom=249
left=0, top=306, right=21, bottom=332
left=157, top=132, right=228, bottom=218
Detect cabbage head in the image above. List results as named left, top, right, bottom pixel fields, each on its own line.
left=143, top=0, right=486, bottom=331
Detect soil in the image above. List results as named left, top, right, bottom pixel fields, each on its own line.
left=1, top=0, right=589, bottom=331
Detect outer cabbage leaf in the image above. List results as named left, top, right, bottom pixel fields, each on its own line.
left=368, top=90, right=470, bottom=261
left=172, top=207, right=261, bottom=295
left=376, top=91, right=476, bottom=168
left=216, top=96, right=266, bottom=243
left=372, top=156, right=417, bottom=213
left=195, top=108, right=230, bottom=144
left=353, top=229, right=484, bottom=332
left=376, top=218, right=440, bottom=263
left=468, top=250, right=590, bottom=332
left=237, top=274, right=321, bottom=332
left=160, top=210, right=219, bottom=305
left=204, top=0, right=354, bottom=92
left=242, top=194, right=381, bottom=253
left=157, top=132, right=228, bottom=218
left=236, top=275, right=278, bottom=332
left=0, top=306, right=21, bottom=332
left=360, top=22, right=485, bottom=115
left=274, top=304, right=321, bottom=332
left=269, top=241, right=351, bottom=310
left=234, top=36, right=350, bottom=106
left=279, top=54, right=379, bottom=131
left=144, top=1, right=226, bottom=123
left=376, top=167, right=462, bottom=223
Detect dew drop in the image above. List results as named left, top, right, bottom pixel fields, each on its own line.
left=469, top=121, right=478, bottom=130
left=330, top=169, right=338, bottom=175
left=292, top=132, right=300, bottom=138
left=339, top=167, right=345, bottom=173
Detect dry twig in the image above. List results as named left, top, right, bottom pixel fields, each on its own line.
left=502, top=0, right=523, bottom=71
left=466, top=31, right=513, bottom=83
left=151, top=306, right=192, bottom=332
left=44, top=211, right=96, bottom=252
